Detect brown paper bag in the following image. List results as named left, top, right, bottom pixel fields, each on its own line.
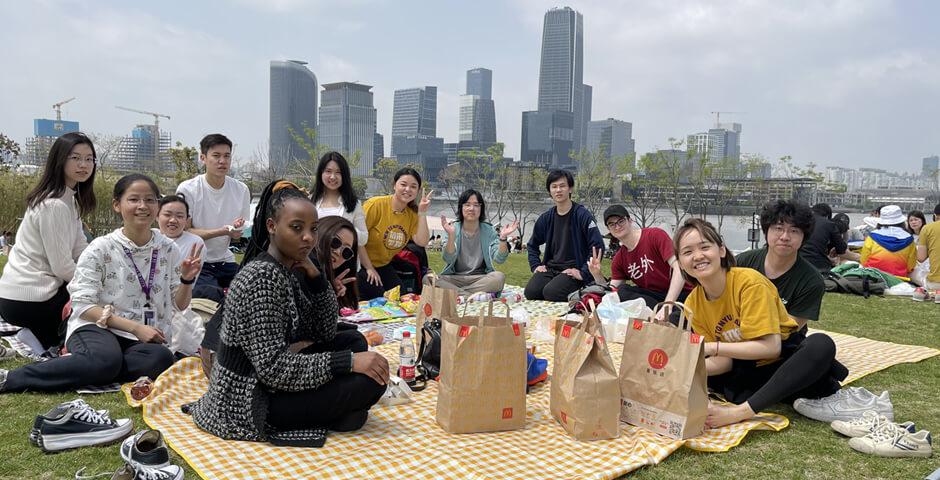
left=415, top=276, right=458, bottom=335
left=436, top=302, right=527, bottom=434
left=619, top=302, right=707, bottom=440
left=550, top=308, right=620, bottom=440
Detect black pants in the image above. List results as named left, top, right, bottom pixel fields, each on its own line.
left=3, top=325, right=176, bottom=392
left=193, top=261, right=239, bottom=303
left=0, top=285, right=70, bottom=349
left=708, top=332, right=848, bottom=412
left=356, top=264, right=401, bottom=300
left=616, top=284, right=689, bottom=309
left=524, top=269, right=584, bottom=302
left=267, top=329, right=385, bottom=432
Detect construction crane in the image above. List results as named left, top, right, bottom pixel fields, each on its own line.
left=115, top=106, right=171, bottom=166
left=710, top=111, right=745, bottom=127
left=52, top=97, right=76, bottom=121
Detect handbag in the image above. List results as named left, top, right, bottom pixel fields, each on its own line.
left=417, top=317, right=442, bottom=380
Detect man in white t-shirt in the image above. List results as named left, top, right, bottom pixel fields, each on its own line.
left=176, top=134, right=251, bottom=302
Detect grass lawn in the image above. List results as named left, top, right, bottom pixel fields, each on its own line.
left=0, top=253, right=938, bottom=479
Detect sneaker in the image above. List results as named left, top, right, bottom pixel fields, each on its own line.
left=36, top=401, right=132, bottom=452
left=848, top=424, right=933, bottom=458
left=831, top=410, right=916, bottom=438
left=75, top=463, right=183, bottom=480
left=120, top=429, right=170, bottom=469
left=793, top=389, right=894, bottom=423
left=30, top=399, right=107, bottom=447
left=912, top=287, right=932, bottom=302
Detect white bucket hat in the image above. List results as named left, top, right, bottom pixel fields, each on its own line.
left=877, top=205, right=905, bottom=226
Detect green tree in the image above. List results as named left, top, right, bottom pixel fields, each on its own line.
left=169, top=141, right=200, bottom=186
left=0, top=133, right=21, bottom=165
left=373, top=157, right=402, bottom=194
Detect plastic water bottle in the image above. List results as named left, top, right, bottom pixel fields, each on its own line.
left=399, top=331, right=417, bottom=386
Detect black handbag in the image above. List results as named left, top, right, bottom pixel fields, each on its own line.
left=417, top=317, right=442, bottom=380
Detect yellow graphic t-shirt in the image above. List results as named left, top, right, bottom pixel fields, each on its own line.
left=363, top=195, right=418, bottom=268
left=685, top=267, right=798, bottom=366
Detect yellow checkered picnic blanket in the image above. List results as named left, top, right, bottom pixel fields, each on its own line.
left=124, top=325, right=938, bottom=479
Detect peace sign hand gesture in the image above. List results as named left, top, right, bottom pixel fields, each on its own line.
left=180, top=244, right=204, bottom=283
left=418, top=188, right=434, bottom=213
left=587, top=246, right=603, bottom=277
left=333, top=268, right=357, bottom=298
left=499, top=220, right=520, bottom=240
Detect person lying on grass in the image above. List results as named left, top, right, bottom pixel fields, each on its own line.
left=1, top=174, right=201, bottom=392
left=190, top=188, right=387, bottom=447
left=674, top=218, right=845, bottom=428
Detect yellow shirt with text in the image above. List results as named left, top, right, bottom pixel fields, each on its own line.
left=363, top=195, right=418, bottom=268
left=685, top=268, right=798, bottom=366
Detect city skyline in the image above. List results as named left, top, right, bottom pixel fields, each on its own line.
left=1, top=1, right=939, bottom=173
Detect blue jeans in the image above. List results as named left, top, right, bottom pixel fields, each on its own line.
left=194, top=261, right=239, bottom=303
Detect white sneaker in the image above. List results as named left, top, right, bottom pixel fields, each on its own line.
left=793, top=389, right=893, bottom=423
left=831, top=410, right=915, bottom=438
left=848, top=424, right=933, bottom=458
left=75, top=463, right=184, bottom=480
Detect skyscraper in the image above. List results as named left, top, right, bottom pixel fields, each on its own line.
left=269, top=60, right=318, bottom=173
left=318, top=82, right=376, bottom=177
left=687, top=123, right=742, bottom=163
left=521, top=110, right=574, bottom=169
left=391, top=86, right=437, bottom=157
left=580, top=84, right=592, bottom=148
left=922, top=155, right=939, bottom=178
left=374, top=132, right=384, bottom=164
left=537, top=6, right=586, bottom=154
left=466, top=68, right=492, bottom=100
left=587, top=118, right=634, bottom=160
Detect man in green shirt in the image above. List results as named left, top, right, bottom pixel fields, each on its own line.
left=735, top=200, right=824, bottom=331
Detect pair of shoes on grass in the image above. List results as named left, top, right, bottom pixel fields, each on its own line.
left=912, top=287, right=940, bottom=303
left=793, top=387, right=894, bottom=423
left=74, top=429, right=183, bottom=480
left=832, top=410, right=933, bottom=458
left=30, top=398, right=133, bottom=453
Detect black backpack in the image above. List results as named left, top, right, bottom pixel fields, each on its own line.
left=417, top=318, right=442, bottom=381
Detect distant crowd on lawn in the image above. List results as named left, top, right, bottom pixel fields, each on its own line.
left=0, top=131, right=938, bottom=445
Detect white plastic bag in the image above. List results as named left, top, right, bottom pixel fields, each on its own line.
left=169, top=308, right=205, bottom=356
left=379, top=375, right=414, bottom=406
left=595, top=293, right=651, bottom=343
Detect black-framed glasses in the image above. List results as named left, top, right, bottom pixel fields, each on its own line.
left=606, top=217, right=627, bottom=229
left=331, top=236, right=354, bottom=260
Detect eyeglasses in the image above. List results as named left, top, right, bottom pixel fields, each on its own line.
left=67, top=155, right=96, bottom=165
left=331, top=236, right=354, bottom=260
left=606, top=217, right=627, bottom=229
left=462, top=203, right=482, bottom=210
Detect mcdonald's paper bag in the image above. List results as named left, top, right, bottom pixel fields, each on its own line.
left=550, top=310, right=620, bottom=440
left=619, top=303, right=707, bottom=440
left=436, top=302, right=527, bottom=434
left=415, top=276, right=458, bottom=336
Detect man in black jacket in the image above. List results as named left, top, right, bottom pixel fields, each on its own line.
left=799, top=203, right=847, bottom=271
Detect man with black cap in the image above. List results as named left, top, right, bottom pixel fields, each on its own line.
left=587, top=205, right=690, bottom=309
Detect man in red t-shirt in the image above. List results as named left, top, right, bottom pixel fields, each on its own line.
left=588, top=205, right=691, bottom=309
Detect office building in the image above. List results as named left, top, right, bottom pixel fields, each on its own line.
left=393, top=135, right=446, bottom=184
left=318, top=82, right=377, bottom=177
left=536, top=6, right=587, bottom=153
left=269, top=60, right=318, bottom=173
left=466, top=68, right=493, bottom=100
left=587, top=118, right=634, bottom=159
left=374, top=133, right=384, bottom=164
left=391, top=86, right=437, bottom=157
left=22, top=118, right=81, bottom=166
left=521, top=110, right=574, bottom=169
left=923, top=155, right=939, bottom=178
left=686, top=123, right=742, bottom=172
left=110, top=124, right=172, bottom=173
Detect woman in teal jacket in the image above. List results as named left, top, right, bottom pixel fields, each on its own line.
left=436, top=189, right=517, bottom=295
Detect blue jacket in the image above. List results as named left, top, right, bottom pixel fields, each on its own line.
left=441, top=221, right=509, bottom=275
left=527, top=202, right=605, bottom=280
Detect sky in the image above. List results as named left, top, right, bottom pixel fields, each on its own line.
left=1, top=0, right=939, bottom=173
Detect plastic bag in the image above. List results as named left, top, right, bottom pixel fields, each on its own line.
left=595, top=293, right=651, bottom=343
left=170, top=308, right=206, bottom=356
left=379, top=375, right=413, bottom=406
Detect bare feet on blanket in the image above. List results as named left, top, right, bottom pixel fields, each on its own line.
left=706, top=401, right=755, bottom=428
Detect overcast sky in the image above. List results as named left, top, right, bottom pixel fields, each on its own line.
left=2, top=0, right=938, bottom=173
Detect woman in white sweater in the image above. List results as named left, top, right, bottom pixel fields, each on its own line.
left=0, top=174, right=202, bottom=392
left=0, top=132, right=98, bottom=349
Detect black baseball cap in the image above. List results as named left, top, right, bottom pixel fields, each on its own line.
left=603, top=205, right=630, bottom=224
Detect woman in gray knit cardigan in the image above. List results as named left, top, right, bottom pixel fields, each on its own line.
left=190, top=188, right=388, bottom=447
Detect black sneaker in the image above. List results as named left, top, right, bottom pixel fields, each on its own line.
left=36, top=400, right=132, bottom=452
left=30, top=399, right=106, bottom=447
left=75, top=463, right=183, bottom=480
left=120, top=430, right=170, bottom=469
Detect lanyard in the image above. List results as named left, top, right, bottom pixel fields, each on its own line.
left=122, top=247, right=159, bottom=304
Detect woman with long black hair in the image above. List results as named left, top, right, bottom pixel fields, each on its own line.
left=0, top=132, right=98, bottom=349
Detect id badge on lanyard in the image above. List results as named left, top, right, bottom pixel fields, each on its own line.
left=123, top=246, right=159, bottom=327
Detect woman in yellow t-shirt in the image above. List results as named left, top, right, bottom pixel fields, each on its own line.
left=674, top=218, right=845, bottom=428
left=356, top=167, right=432, bottom=299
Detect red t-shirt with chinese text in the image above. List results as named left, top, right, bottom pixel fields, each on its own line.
left=611, top=228, right=692, bottom=293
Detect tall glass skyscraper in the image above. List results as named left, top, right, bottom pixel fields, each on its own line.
left=459, top=68, right=497, bottom=144
left=269, top=60, right=317, bottom=173
left=466, top=68, right=492, bottom=100
left=537, top=6, right=588, bottom=154
left=391, top=86, right=437, bottom=157
left=318, top=82, right=376, bottom=176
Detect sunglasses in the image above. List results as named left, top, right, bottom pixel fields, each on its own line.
left=331, top=236, right=354, bottom=260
